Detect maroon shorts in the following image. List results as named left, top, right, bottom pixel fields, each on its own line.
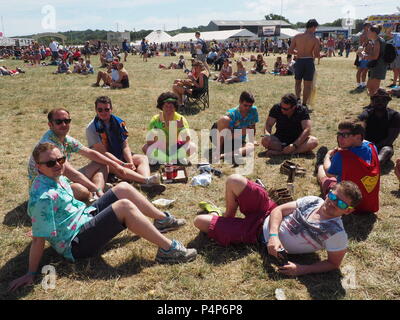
left=321, top=176, right=338, bottom=198
left=208, top=180, right=277, bottom=246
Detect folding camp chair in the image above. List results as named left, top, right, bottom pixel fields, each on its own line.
left=183, top=76, right=209, bottom=111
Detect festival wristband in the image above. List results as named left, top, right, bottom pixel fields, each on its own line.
left=269, top=233, right=278, bottom=237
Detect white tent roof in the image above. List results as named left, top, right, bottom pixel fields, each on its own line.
left=0, top=37, right=16, bottom=46
left=279, top=28, right=300, bottom=39
left=171, top=29, right=258, bottom=43
left=145, top=30, right=172, bottom=43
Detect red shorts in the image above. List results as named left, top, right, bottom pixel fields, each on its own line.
left=208, top=180, right=277, bottom=246
left=321, top=176, right=338, bottom=198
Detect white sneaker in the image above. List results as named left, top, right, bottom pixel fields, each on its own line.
left=147, top=174, right=161, bottom=184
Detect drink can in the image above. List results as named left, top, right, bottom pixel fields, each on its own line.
left=165, top=164, right=174, bottom=179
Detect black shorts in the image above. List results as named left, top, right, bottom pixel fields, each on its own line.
left=294, top=58, right=315, bottom=81
left=71, top=190, right=125, bottom=260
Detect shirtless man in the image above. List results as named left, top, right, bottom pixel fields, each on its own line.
left=288, top=19, right=320, bottom=108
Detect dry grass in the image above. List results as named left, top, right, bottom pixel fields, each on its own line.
left=0, top=51, right=400, bottom=300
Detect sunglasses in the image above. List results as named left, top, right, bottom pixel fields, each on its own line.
left=97, top=108, right=111, bottom=113
left=336, top=132, right=352, bottom=138
left=281, top=105, right=293, bottom=111
left=53, top=119, right=71, bottom=125
left=328, top=191, right=354, bottom=210
left=38, top=156, right=66, bottom=168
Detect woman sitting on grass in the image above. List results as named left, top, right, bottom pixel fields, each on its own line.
left=142, top=92, right=197, bottom=165
left=225, top=60, right=248, bottom=84
left=215, top=59, right=233, bottom=83
left=273, top=57, right=283, bottom=74
left=8, top=143, right=197, bottom=292
left=250, top=54, right=267, bottom=74
left=81, top=60, right=94, bottom=75
left=53, top=59, right=71, bottom=74
left=159, top=55, right=186, bottom=70
left=110, top=63, right=129, bottom=89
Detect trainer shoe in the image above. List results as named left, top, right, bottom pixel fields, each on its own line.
left=140, top=183, right=166, bottom=194
left=154, top=212, right=186, bottom=233
left=155, top=240, right=197, bottom=264
left=198, top=201, right=223, bottom=216
left=314, top=146, right=328, bottom=174
left=147, top=173, right=161, bottom=184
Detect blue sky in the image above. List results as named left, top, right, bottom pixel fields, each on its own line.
left=1, top=0, right=399, bottom=37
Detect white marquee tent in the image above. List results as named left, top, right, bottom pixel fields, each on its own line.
left=0, top=37, right=16, bottom=46
left=279, top=28, right=301, bottom=39
left=145, top=30, right=172, bottom=43
left=170, top=29, right=258, bottom=43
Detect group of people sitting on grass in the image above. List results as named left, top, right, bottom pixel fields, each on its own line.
left=8, top=81, right=400, bottom=292
left=92, top=60, right=129, bottom=89
left=52, top=57, right=94, bottom=75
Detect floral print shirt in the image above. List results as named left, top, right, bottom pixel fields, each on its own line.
left=28, top=174, right=95, bottom=261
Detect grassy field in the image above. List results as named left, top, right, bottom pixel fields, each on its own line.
left=0, top=51, right=399, bottom=300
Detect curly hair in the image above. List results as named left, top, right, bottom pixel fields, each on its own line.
left=156, top=92, right=179, bottom=110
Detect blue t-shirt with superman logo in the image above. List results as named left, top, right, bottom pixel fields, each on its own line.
left=328, top=141, right=378, bottom=182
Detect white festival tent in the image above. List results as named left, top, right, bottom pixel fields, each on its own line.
left=279, top=28, right=301, bottom=39
left=145, top=30, right=172, bottom=43
left=170, top=29, right=258, bottom=43
left=131, top=30, right=172, bottom=47
left=0, top=36, right=16, bottom=46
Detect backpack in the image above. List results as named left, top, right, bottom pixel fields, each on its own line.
left=382, top=42, right=397, bottom=64
left=201, top=39, right=209, bottom=54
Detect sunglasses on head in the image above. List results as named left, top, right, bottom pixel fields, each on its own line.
left=38, top=156, right=66, bottom=168
left=336, top=132, right=352, bottom=138
left=53, top=119, right=71, bottom=125
left=328, top=191, right=354, bottom=210
left=97, top=107, right=111, bottom=113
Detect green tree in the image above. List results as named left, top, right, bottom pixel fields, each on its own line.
left=265, top=14, right=291, bottom=24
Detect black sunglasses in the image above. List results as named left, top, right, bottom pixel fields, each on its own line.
left=97, top=108, right=111, bottom=113
left=38, top=156, right=66, bottom=168
left=336, top=132, right=352, bottom=138
left=281, top=105, right=293, bottom=111
left=53, top=119, right=71, bottom=125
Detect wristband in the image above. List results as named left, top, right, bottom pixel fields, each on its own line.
left=27, top=271, right=39, bottom=276
left=269, top=233, right=278, bottom=237
left=293, top=143, right=298, bottom=149
left=96, top=188, right=102, bottom=193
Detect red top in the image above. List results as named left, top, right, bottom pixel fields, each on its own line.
left=340, top=143, right=380, bottom=213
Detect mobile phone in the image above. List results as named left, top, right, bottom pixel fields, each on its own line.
left=277, top=248, right=288, bottom=266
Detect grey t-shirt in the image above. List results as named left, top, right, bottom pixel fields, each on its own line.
left=262, top=196, right=348, bottom=254
left=86, top=119, right=103, bottom=148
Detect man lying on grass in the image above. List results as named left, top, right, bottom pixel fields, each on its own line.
left=194, top=174, right=362, bottom=276
left=9, top=143, right=196, bottom=292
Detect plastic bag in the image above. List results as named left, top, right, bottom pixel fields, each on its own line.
left=151, top=198, right=176, bottom=208
left=191, top=172, right=212, bottom=187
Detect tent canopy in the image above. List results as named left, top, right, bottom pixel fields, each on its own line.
left=171, top=29, right=258, bottom=43
left=145, top=30, right=172, bottom=43
left=0, top=37, right=16, bottom=46
left=279, top=28, right=300, bottom=39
